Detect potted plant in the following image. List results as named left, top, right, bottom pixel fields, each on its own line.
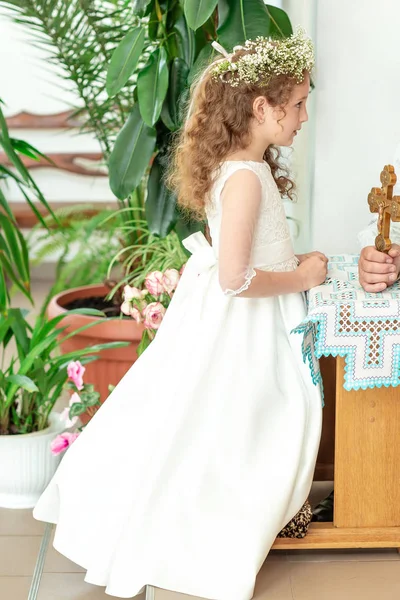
left=0, top=106, right=128, bottom=506
left=0, top=303, right=129, bottom=508
left=40, top=214, right=188, bottom=398
left=0, top=98, right=59, bottom=309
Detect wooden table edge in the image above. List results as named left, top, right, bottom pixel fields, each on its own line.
left=272, top=522, right=400, bottom=550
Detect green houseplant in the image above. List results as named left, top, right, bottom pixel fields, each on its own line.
left=0, top=98, right=57, bottom=311
left=0, top=105, right=128, bottom=507
left=0, top=0, right=293, bottom=269
left=0, top=1, right=193, bottom=399
left=0, top=303, right=126, bottom=508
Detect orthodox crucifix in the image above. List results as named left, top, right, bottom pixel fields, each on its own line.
left=368, top=165, right=400, bottom=252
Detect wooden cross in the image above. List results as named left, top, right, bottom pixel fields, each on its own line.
left=368, top=164, right=400, bottom=252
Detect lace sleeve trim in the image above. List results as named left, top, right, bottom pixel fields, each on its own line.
left=223, top=268, right=257, bottom=297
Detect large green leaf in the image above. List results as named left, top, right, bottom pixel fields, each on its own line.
left=0, top=186, right=15, bottom=222
left=148, top=4, right=159, bottom=40
left=132, top=0, right=153, bottom=16
left=265, top=5, right=293, bottom=38
left=0, top=213, right=28, bottom=281
left=217, top=0, right=271, bottom=49
left=0, top=269, right=8, bottom=314
left=109, top=104, right=156, bottom=200
left=161, top=58, right=190, bottom=131
left=146, top=155, right=178, bottom=237
left=0, top=214, right=31, bottom=303
left=137, top=47, right=169, bottom=127
left=174, top=214, right=204, bottom=243
left=6, top=374, right=38, bottom=393
left=169, top=7, right=196, bottom=66
left=11, top=138, right=51, bottom=162
left=0, top=109, right=29, bottom=185
left=9, top=308, right=30, bottom=359
left=106, top=26, right=146, bottom=97
left=0, top=104, right=57, bottom=229
left=184, top=0, right=218, bottom=30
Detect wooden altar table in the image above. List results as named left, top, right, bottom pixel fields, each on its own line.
left=272, top=254, right=400, bottom=551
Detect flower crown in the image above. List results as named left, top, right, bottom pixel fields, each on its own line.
left=211, top=27, right=314, bottom=87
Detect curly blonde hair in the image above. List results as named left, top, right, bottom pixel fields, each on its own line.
left=168, top=52, right=307, bottom=221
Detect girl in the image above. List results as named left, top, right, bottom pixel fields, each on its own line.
left=34, top=29, right=327, bottom=600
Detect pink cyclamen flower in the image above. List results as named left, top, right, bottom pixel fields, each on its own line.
left=67, top=360, right=85, bottom=391
left=143, top=302, right=166, bottom=330
left=50, top=432, right=80, bottom=456
left=123, top=285, right=147, bottom=301
left=60, top=392, right=81, bottom=428
left=162, top=268, right=180, bottom=294
left=121, top=301, right=143, bottom=323
left=144, top=271, right=165, bottom=296
left=129, top=306, right=142, bottom=324
left=121, top=300, right=132, bottom=316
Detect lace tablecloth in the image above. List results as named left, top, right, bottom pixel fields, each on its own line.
left=294, top=255, right=400, bottom=391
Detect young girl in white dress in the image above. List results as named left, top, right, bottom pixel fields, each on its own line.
left=34, top=29, right=328, bottom=600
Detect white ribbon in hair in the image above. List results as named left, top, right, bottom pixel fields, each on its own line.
left=211, top=41, right=231, bottom=59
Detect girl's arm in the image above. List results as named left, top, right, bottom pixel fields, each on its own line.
left=218, top=169, right=326, bottom=298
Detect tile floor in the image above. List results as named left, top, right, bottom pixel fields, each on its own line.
left=2, top=483, right=400, bottom=600
left=2, top=280, right=400, bottom=599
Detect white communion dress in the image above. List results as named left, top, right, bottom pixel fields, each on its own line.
left=34, top=160, right=323, bottom=600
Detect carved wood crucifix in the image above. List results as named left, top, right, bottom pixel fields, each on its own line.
left=368, top=165, right=400, bottom=252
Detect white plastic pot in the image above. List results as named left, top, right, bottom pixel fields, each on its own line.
left=0, top=412, right=65, bottom=509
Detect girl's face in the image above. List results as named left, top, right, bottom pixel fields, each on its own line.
left=253, top=73, right=310, bottom=147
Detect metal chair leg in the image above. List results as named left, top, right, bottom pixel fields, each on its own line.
left=27, top=522, right=53, bottom=600
left=146, top=585, right=156, bottom=600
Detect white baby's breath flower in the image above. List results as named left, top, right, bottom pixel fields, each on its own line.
left=211, top=27, right=314, bottom=87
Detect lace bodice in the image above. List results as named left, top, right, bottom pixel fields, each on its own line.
left=206, top=161, right=297, bottom=296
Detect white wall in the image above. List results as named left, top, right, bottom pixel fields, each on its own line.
left=311, top=0, right=400, bottom=254
left=283, top=0, right=318, bottom=253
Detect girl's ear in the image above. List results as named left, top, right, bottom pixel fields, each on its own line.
left=252, top=96, right=268, bottom=124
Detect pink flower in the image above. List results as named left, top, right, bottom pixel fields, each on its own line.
left=129, top=306, right=142, bottom=324
left=144, top=271, right=164, bottom=296
left=60, top=392, right=81, bottom=428
left=123, top=285, right=147, bottom=301
left=121, top=301, right=143, bottom=323
left=142, top=302, right=166, bottom=330
left=50, top=432, right=80, bottom=456
left=121, top=300, right=132, bottom=316
left=67, top=360, right=85, bottom=391
left=162, top=268, right=180, bottom=294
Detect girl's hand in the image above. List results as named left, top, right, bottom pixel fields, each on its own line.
left=297, top=251, right=328, bottom=264
left=297, top=255, right=328, bottom=290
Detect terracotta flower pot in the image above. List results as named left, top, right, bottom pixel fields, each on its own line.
left=47, top=284, right=144, bottom=403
